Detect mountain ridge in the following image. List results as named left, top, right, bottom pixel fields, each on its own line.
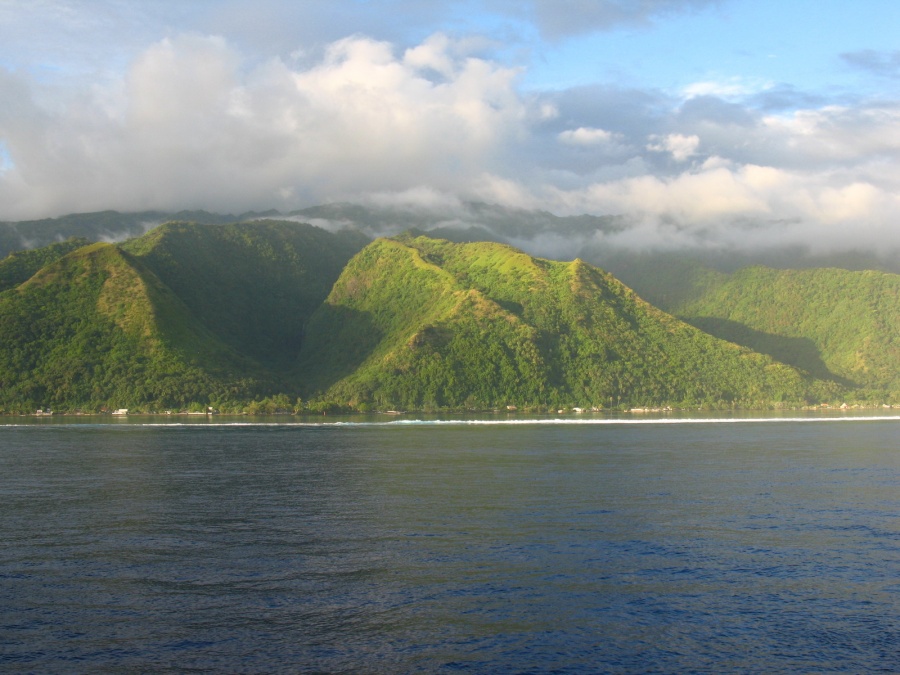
left=0, top=242, right=276, bottom=412
left=0, top=208, right=895, bottom=413
left=296, top=235, right=834, bottom=411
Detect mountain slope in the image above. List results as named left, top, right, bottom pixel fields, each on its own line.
left=123, top=220, right=370, bottom=368
left=0, top=209, right=249, bottom=259
left=674, top=266, right=900, bottom=392
left=297, top=235, right=831, bottom=409
left=0, top=237, right=92, bottom=292
left=0, top=243, right=278, bottom=412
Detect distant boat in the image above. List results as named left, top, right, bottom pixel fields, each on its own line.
left=112, top=409, right=128, bottom=415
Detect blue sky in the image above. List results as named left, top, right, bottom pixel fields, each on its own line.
left=0, top=0, right=898, bottom=252
left=525, top=1, right=898, bottom=96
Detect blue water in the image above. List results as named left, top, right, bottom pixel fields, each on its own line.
left=1, top=416, right=899, bottom=672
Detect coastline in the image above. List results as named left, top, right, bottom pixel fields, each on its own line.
left=4, top=407, right=900, bottom=427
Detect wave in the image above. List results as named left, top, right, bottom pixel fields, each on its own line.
left=3, top=415, right=900, bottom=429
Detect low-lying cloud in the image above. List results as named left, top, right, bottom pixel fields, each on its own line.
left=1, top=27, right=899, bottom=256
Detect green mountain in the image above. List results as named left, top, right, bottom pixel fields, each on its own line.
left=3, top=209, right=893, bottom=414
left=123, top=220, right=369, bottom=368
left=0, top=242, right=274, bottom=413
left=0, top=220, right=370, bottom=413
left=0, top=237, right=92, bottom=292
left=0, top=209, right=283, bottom=260
left=297, top=235, right=831, bottom=410
left=587, top=248, right=900, bottom=312
left=671, top=266, right=900, bottom=394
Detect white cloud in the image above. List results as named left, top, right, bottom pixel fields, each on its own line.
left=759, top=105, right=900, bottom=168
left=0, top=13, right=899, bottom=258
left=558, top=127, right=617, bottom=146
left=646, top=133, right=699, bottom=161
left=539, top=162, right=900, bottom=253
left=682, top=77, right=772, bottom=100
left=0, top=32, right=527, bottom=219
left=536, top=102, right=560, bottom=120
left=403, top=33, right=458, bottom=77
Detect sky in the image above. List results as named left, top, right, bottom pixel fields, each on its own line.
left=0, top=0, right=899, bottom=253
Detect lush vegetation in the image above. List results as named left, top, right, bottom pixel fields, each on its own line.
left=297, top=236, right=835, bottom=410
left=673, top=266, right=900, bottom=396
left=0, top=243, right=280, bottom=413
left=0, top=209, right=244, bottom=260
left=2, top=209, right=894, bottom=414
left=0, top=220, right=368, bottom=414
left=0, top=237, right=92, bottom=292
left=123, top=220, right=369, bottom=368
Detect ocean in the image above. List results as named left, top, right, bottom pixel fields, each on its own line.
left=2, top=413, right=899, bottom=672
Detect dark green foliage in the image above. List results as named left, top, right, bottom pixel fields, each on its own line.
left=297, top=236, right=829, bottom=410
left=0, top=243, right=277, bottom=413
left=587, top=247, right=900, bottom=308
left=0, top=221, right=367, bottom=412
left=0, top=219, right=370, bottom=413
left=685, top=317, right=852, bottom=386
left=123, top=220, right=369, bottom=368
left=3, top=213, right=893, bottom=414
left=589, top=250, right=729, bottom=312
left=675, top=266, right=900, bottom=392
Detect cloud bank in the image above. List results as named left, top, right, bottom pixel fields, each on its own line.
left=0, top=12, right=899, bottom=255
left=0, top=34, right=526, bottom=217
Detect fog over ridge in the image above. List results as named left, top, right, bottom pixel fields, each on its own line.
left=1, top=1, right=898, bottom=257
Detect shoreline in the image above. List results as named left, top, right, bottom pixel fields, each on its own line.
left=13, top=401, right=900, bottom=419
left=5, top=407, right=900, bottom=427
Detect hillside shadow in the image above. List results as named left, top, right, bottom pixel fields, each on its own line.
left=683, top=316, right=855, bottom=386
left=495, top=299, right=524, bottom=317
left=295, top=305, right=383, bottom=393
